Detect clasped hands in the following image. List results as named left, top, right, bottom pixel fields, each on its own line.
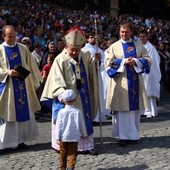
left=125, top=57, right=135, bottom=67
left=94, top=53, right=101, bottom=61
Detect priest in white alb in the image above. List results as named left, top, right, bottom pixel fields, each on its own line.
left=139, top=30, right=161, bottom=118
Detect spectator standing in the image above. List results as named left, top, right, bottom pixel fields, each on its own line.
left=56, top=38, right=65, bottom=54
left=41, top=53, right=55, bottom=83
left=33, top=26, right=46, bottom=52
left=139, top=30, right=161, bottom=118
left=105, top=37, right=117, bottom=50
left=0, top=25, right=42, bottom=150
left=31, top=42, right=43, bottom=69
left=157, top=42, right=170, bottom=92
left=21, top=36, right=32, bottom=52
left=41, top=41, right=59, bottom=69
left=163, top=42, right=170, bottom=92
left=24, top=28, right=34, bottom=45
left=105, top=22, right=151, bottom=147
left=15, top=24, right=24, bottom=42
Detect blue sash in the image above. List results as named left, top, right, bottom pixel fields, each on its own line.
left=4, top=45, right=30, bottom=122
left=41, top=95, right=64, bottom=124
left=52, top=98, right=64, bottom=124
left=122, top=42, right=139, bottom=110
left=0, top=82, right=5, bottom=96
left=139, top=58, right=150, bottom=74
left=72, top=58, right=93, bottom=135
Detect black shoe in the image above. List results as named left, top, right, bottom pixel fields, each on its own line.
left=89, top=150, right=99, bottom=155
left=17, top=143, right=29, bottom=150
left=92, top=121, right=100, bottom=126
left=141, top=115, right=146, bottom=118
left=126, top=140, right=138, bottom=144
left=78, top=150, right=99, bottom=155
left=0, top=148, right=12, bottom=154
left=119, top=140, right=127, bottom=147
left=78, top=150, right=90, bottom=154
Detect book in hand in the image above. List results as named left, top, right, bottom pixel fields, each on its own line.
left=15, top=65, right=30, bottom=80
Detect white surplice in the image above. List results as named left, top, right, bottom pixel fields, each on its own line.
left=142, top=41, right=161, bottom=118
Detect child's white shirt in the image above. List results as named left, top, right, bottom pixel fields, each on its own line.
left=55, top=105, right=86, bottom=142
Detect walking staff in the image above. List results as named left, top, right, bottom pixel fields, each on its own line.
left=94, top=17, right=103, bottom=150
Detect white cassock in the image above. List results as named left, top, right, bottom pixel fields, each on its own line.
left=82, top=43, right=110, bottom=122
left=141, top=41, right=161, bottom=118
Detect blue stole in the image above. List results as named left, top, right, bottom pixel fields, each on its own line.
left=52, top=98, right=64, bottom=124
left=0, top=82, right=5, bottom=96
left=122, top=42, right=139, bottom=110
left=72, top=58, right=93, bottom=135
left=41, top=96, right=64, bottom=124
left=107, top=59, right=122, bottom=78
left=4, top=45, right=30, bottom=122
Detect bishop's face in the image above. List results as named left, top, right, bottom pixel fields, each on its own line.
left=119, top=26, right=132, bottom=41
left=67, top=44, right=81, bottom=58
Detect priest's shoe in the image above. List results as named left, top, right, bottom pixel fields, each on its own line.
left=119, top=140, right=128, bottom=147
left=17, top=143, right=29, bottom=150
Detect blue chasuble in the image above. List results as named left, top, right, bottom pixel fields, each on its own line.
left=4, top=45, right=30, bottom=122
left=122, top=42, right=139, bottom=110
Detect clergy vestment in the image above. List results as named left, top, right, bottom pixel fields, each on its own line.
left=105, top=39, right=151, bottom=140
left=141, top=41, right=161, bottom=118
left=82, top=43, right=110, bottom=122
left=41, top=48, right=99, bottom=151
left=0, top=42, right=42, bottom=149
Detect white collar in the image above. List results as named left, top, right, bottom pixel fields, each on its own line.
left=121, top=38, right=133, bottom=43
left=2, top=42, right=17, bottom=47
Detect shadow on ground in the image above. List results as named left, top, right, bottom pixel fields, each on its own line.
left=94, top=134, right=170, bottom=155
left=0, top=142, right=52, bottom=156
left=98, top=164, right=149, bottom=170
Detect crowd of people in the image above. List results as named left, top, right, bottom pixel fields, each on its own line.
left=0, top=0, right=170, bottom=88
left=0, top=1, right=170, bottom=170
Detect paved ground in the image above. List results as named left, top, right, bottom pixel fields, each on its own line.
left=0, top=91, right=170, bottom=170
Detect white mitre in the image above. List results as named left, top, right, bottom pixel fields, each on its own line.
left=65, top=26, right=86, bottom=48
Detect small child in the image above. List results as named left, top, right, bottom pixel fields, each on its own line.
left=55, top=89, right=86, bottom=170
left=41, top=53, right=55, bottom=83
